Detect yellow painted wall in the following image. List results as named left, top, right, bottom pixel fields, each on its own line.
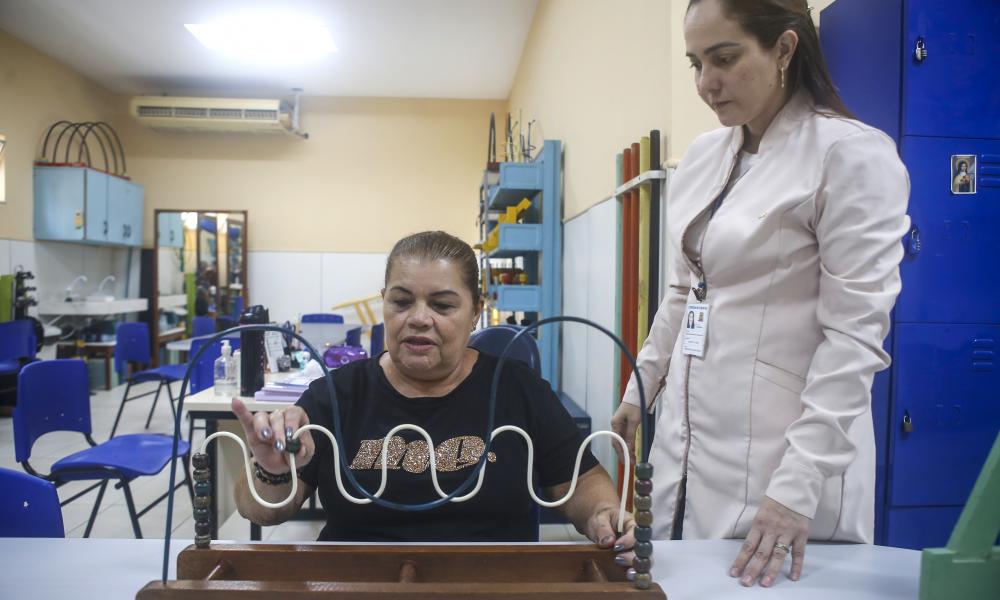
left=509, top=0, right=836, bottom=221
left=0, top=31, right=121, bottom=241
left=121, top=96, right=502, bottom=252
left=1, top=30, right=502, bottom=252
left=507, top=0, right=673, bottom=221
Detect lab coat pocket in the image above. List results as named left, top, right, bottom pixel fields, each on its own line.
left=753, top=359, right=806, bottom=395
left=746, top=360, right=808, bottom=512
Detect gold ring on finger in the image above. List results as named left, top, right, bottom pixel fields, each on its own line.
left=774, top=542, right=791, bottom=553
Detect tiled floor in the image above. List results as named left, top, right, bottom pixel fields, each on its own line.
left=1, top=380, right=587, bottom=542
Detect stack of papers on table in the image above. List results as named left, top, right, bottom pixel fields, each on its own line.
left=253, top=375, right=314, bottom=403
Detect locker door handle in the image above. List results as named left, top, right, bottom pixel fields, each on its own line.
left=906, top=227, right=921, bottom=256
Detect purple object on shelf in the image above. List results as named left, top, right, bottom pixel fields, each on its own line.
left=322, top=345, right=368, bottom=368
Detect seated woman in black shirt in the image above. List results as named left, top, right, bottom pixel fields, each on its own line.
left=232, top=231, right=636, bottom=567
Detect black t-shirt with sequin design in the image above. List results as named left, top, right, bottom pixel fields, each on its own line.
left=295, top=351, right=599, bottom=542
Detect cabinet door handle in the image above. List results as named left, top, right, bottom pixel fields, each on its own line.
left=103, top=221, right=108, bottom=236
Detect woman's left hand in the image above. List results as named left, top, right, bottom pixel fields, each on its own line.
left=586, top=507, right=637, bottom=572
left=729, top=496, right=809, bottom=587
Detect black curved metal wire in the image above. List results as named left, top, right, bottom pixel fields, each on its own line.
left=91, top=122, right=120, bottom=175
left=77, top=122, right=110, bottom=173
left=159, top=318, right=650, bottom=583
left=64, top=122, right=94, bottom=166
left=94, top=121, right=127, bottom=174
left=40, top=121, right=125, bottom=175
left=40, top=121, right=74, bottom=161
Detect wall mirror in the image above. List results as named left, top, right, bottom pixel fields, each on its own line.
left=152, top=209, right=248, bottom=351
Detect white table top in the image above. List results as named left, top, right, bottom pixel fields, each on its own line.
left=182, top=370, right=310, bottom=414
left=0, top=538, right=921, bottom=599
left=167, top=323, right=352, bottom=354
left=164, top=331, right=241, bottom=352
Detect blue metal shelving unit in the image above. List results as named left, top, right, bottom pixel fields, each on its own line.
left=478, top=140, right=562, bottom=388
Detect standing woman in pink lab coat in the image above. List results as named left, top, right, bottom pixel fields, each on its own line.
left=612, top=0, right=910, bottom=589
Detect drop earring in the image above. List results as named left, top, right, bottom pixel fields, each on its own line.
left=779, top=65, right=786, bottom=89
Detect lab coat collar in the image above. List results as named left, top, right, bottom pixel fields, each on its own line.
left=727, top=92, right=815, bottom=156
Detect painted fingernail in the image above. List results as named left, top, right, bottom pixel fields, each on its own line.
left=762, top=576, right=772, bottom=587
left=285, top=426, right=293, bottom=439
left=261, top=428, right=272, bottom=440
left=600, top=535, right=615, bottom=547
left=626, top=568, right=636, bottom=581
left=741, top=575, right=753, bottom=586
left=614, top=555, right=629, bottom=566
left=729, top=568, right=739, bottom=577
left=275, top=440, right=284, bottom=452
left=612, top=544, right=625, bottom=552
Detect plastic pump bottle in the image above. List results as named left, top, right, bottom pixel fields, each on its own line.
left=214, top=340, right=238, bottom=397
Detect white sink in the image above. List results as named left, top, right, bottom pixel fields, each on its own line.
left=38, top=298, right=149, bottom=316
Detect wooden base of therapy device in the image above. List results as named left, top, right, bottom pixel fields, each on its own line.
left=137, top=543, right=668, bottom=598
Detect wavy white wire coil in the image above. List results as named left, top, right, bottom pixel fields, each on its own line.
left=198, top=425, right=631, bottom=531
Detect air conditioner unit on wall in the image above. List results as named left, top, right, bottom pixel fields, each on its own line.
left=129, top=94, right=308, bottom=137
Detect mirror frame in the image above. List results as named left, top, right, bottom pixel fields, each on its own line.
left=151, top=208, right=248, bottom=365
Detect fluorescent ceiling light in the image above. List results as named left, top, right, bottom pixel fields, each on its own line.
left=186, top=15, right=336, bottom=64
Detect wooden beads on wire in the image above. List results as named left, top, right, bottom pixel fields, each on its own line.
left=631, top=462, right=654, bottom=590
left=192, top=452, right=212, bottom=548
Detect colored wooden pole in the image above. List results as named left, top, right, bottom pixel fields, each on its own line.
left=637, top=136, right=651, bottom=347
left=648, top=130, right=661, bottom=337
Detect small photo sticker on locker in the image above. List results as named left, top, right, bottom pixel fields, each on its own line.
left=951, top=155, right=976, bottom=195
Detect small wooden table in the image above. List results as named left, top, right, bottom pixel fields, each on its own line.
left=56, top=340, right=116, bottom=390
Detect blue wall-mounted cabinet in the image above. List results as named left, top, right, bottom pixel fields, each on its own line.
left=157, top=212, right=184, bottom=248
left=822, top=0, right=1000, bottom=550
left=34, top=166, right=143, bottom=247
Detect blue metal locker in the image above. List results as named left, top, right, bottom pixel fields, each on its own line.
left=821, top=0, right=1000, bottom=549
left=896, top=136, right=1000, bottom=323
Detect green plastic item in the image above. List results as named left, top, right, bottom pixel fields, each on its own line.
left=0, top=274, right=13, bottom=322
left=919, top=431, right=1000, bottom=600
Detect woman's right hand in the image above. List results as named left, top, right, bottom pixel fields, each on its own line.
left=231, top=398, right=316, bottom=474
left=611, top=401, right=642, bottom=465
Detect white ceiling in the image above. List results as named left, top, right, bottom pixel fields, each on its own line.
left=0, top=0, right=538, bottom=100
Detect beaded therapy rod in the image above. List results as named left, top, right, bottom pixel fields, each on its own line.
left=165, top=318, right=656, bottom=590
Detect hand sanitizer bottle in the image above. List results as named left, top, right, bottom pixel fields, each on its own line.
left=214, top=340, right=237, bottom=397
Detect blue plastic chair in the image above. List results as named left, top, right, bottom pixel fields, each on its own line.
left=468, top=325, right=542, bottom=374
left=0, top=467, right=65, bottom=538
left=111, top=322, right=189, bottom=437
left=301, top=313, right=345, bottom=324
left=0, top=319, right=37, bottom=377
left=345, top=326, right=362, bottom=348
left=188, top=337, right=241, bottom=395
left=14, top=359, right=192, bottom=538
left=231, top=295, right=245, bottom=320
left=185, top=337, right=241, bottom=442
left=191, top=315, right=215, bottom=338
left=370, top=323, right=385, bottom=356
left=468, top=325, right=544, bottom=540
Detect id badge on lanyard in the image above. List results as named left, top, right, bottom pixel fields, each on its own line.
left=682, top=303, right=710, bottom=357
